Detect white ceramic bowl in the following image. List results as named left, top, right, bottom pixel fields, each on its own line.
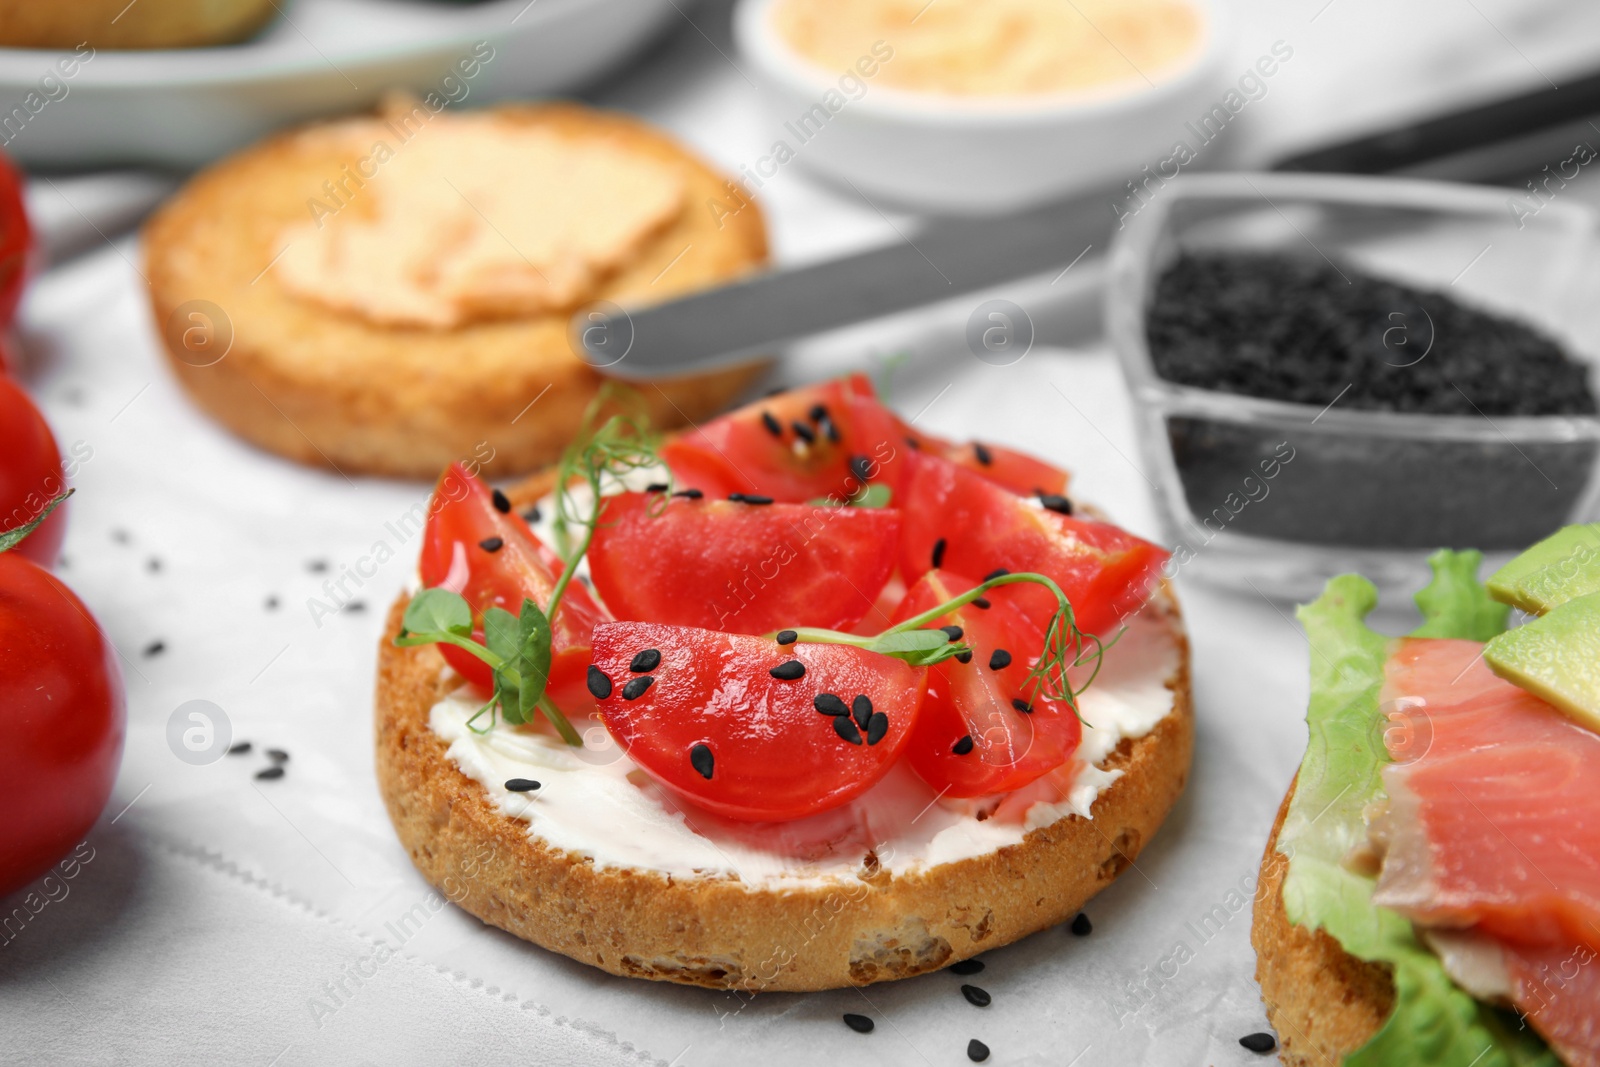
left=733, top=0, right=1233, bottom=214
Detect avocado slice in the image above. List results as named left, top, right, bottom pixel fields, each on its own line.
left=1485, top=591, right=1600, bottom=733
left=1487, top=523, right=1600, bottom=615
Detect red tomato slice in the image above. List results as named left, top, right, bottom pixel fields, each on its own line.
left=418, top=463, right=608, bottom=711
left=588, top=492, right=900, bottom=635
left=892, top=418, right=1069, bottom=499
left=591, top=622, right=927, bottom=820
left=660, top=374, right=911, bottom=504
left=890, top=569, right=1081, bottom=797
left=0, top=376, right=67, bottom=567
left=0, top=151, right=31, bottom=328
left=898, top=452, right=1167, bottom=636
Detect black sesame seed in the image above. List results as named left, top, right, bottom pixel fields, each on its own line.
left=940, top=625, right=963, bottom=642
left=952, top=735, right=975, bottom=755
left=834, top=716, right=863, bottom=745
left=1038, top=493, right=1074, bottom=516
left=505, top=778, right=541, bottom=792
left=645, top=482, right=670, bottom=493
left=622, top=676, right=654, bottom=700
left=265, top=596, right=280, bottom=610
left=343, top=601, right=367, bottom=614
left=791, top=420, right=816, bottom=444
left=491, top=488, right=512, bottom=513
left=973, top=443, right=994, bottom=466
left=266, top=748, right=289, bottom=764
left=728, top=493, right=774, bottom=505
left=849, top=455, right=873, bottom=483
left=955, top=650, right=974, bottom=664
left=1070, top=912, right=1092, bottom=936
left=1239, top=1033, right=1277, bottom=1054
left=761, top=411, right=783, bottom=437
left=852, top=694, right=873, bottom=729
left=770, top=660, right=805, bottom=681
left=255, top=766, right=285, bottom=781
left=523, top=505, right=542, bottom=524
left=904, top=436, right=921, bottom=450
left=672, top=488, right=704, bottom=500
left=842, top=1013, right=874, bottom=1034
left=960, top=984, right=991, bottom=1008
left=1012, top=698, right=1033, bottom=714
left=951, top=959, right=984, bottom=976
left=814, top=693, right=849, bottom=717
left=587, top=665, right=613, bottom=700
left=809, top=403, right=829, bottom=423
left=146, top=557, right=162, bottom=573
left=931, top=538, right=947, bottom=569
left=972, top=597, right=991, bottom=609
left=478, top=537, right=504, bottom=553
left=764, top=385, right=788, bottom=397
left=227, top=742, right=252, bottom=756
left=982, top=568, right=1010, bottom=581
left=989, top=649, right=1012, bottom=671
left=967, top=1038, right=990, bottom=1063
left=111, top=529, right=131, bottom=545
left=629, top=649, right=662, bottom=673
left=776, top=629, right=798, bottom=645
left=690, top=743, right=715, bottom=779
left=820, top=415, right=840, bottom=443
left=866, top=712, right=888, bottom=745
left=307, top=558, right=328, bottom=573
left=143, top=640, right=165, bottom=658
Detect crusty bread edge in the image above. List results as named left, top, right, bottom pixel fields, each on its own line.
left=1251, top=776, right=1397, bottom=1066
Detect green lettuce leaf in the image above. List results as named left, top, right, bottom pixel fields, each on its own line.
left=1277, top=552, right=1553, bottom=1067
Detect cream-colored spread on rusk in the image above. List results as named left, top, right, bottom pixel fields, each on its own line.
left=772, top=0, right=1203, bottom=98
left=275, top=109, right=686, bottom=328
left=429, top=590, right=1181, bottom=886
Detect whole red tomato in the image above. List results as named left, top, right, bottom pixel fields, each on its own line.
left=0, top=376, right=67, bottom=566
left=0, top=549, right=124, bottom=897
left=0, top=149, right=33, bottom=327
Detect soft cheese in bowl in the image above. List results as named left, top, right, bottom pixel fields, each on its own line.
left=733, top=0, right=1233, bottom=212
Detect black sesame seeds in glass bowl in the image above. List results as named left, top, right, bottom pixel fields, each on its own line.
left=1107, top=172, right=1600, bottom=598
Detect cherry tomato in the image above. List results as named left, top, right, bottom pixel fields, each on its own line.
left=0, top=551, right=124, bottom=896
left=418, top=463, right=609, bottom=712
left=587, top=491, right=900, bottom=635
left=591, top=622, right=927, bottom=821
left=0, top=150, right=32, bottom=328
left=0, top=376, right=67, bottom=567
left=661, top=374, right=910, bottom=504
left=891, top=569, right=1081, bottom=797
left=899, top=451, right=1168, bottom=637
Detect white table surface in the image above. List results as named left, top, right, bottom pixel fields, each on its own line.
left=6, top=2, right=1600, bottom=1064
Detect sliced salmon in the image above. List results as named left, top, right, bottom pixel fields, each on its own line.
left=1502, top=938, right=1600, bottom=1067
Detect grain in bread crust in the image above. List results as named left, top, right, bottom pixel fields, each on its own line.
left=143, top=103, right=769, bottom=479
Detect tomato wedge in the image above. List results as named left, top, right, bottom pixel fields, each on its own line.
left=418, top=463, right=609, bottom=711
left=591, top=622, right=927, bottom=820
left=660, top=374, right=910, bottom=504
left=896, top=420, right=1069, bottom=499
left=588, top=491, right=899, bottom=635
left=899, top=452, right=1167, bottom=636
left=891, top=570, right=1081, bottom=797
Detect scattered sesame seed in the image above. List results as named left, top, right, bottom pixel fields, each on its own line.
left=587, top=665, right=613, bottom=700
left=645, top=482, right=670, bottom=493
left=227, top=742, right=252, bottom=756
left=343, top=601, right=367, bottom=614
left=940, top=625, right=963, bottom=642
left=266, top=749, right=289, bottom=764
left=1239, top=1033, right=1277, bottom=1054
left=834, top=716, right=863, bottom=745
left=761, top=411, right=783, bottom=437
left=931, top=538, right=947, bottom=569
left=955, top=650, right=973, bottom=664
left=1011, top=698, right=1033, bottom=714
left=866, top=712, right=888, bottom=745
left=808, top=403, right=828, bottom=423
left=728, top=493, right=774, bottom=505
left=1070, top=912, right=1092, bottom=936
left=764, top=385, right=788, bottom=397
left=523, top=505, right=543, bottom=524
left=629, top=649, right=661, bottom=673
left=673, top=488, right=704, bottom=499
left=820, top=415, right=840, bottom=443
left=307, top=559, right=328, bottom=573
left=842, top=1013, right=874, bottom=1034
left=849, top=455, right=873, bottom=483
left=852, top=694, right=873, bottom=729
left=791, top=420, right=816, bottom=444
left=951, top=959, right=984, bottom=976
left=972, top=597, right=991, bottom=609
left=505, top=778, right=541, bottom=792
left=491, top=488, right=512, bottom=513
left=904, top=436, right=921, bottom=450
left=143, top=640, right=165, bottom=658
left=111, top=529, right=131, bottom=544
left=146, top=557, right=162, bottom=573
left=621, top=676, right=654, bottom=700
left=478, top=537, right=504, bottom=553
left=967, top=1038, right=990, bottom=1063
left=776, top=629, right=798, bottom=645
left=814, top=693, right=849, bottom=717
left=952, top=735, right=975, bottom=755
left=255, top=766, right=285, bottom=781
left=690, top=743, right=715, bottom=779
left=960, top=984, right=991, bottom=1008
left=770, top=660, right=805, bottom=681
left=1038, top=493, right=1073, bottom=516
left=983, top=568, right=1010, bottom=582
left=265, top=596, right=280, bottom=610
left=989, top=649, right=1012, bottom=671
left=973, top=443, right=993, bottom=466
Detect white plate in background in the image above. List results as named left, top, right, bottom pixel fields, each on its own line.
left=0, top=0, right=691, bottom=168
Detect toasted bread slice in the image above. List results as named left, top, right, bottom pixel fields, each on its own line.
left=0, top=0, right=274, bottom=48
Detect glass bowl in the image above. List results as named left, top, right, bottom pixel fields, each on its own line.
left=1105, top=172, right=1600, bottom=600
